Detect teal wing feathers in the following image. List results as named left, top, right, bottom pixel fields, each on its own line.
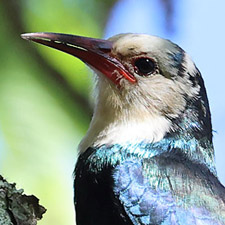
left=113, top=158, right=225, bottom=225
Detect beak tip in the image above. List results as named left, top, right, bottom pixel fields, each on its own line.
left=21, top=33, right=33, bottom=40
left=21, top=32, right=45, bottom=41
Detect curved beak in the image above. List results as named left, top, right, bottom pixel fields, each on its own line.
left=21, top=32, right=136, bottom=86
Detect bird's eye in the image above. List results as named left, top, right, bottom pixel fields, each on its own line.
left=134, top=58, right=155, bottom=76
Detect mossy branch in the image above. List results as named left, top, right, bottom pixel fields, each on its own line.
left=0, top=175, right=46, bottom=225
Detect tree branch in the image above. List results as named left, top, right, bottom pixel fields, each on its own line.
left=0, top=175, right=46, bottom=225
left=160, top=0, right=175, bottom=33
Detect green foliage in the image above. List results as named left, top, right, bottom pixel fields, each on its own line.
left=22, top=0, right=101, bottom=95
left=0, top=0, right=117, bottom=224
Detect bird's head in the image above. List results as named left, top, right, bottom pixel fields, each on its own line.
left=21, top=33, right=211, bottom=151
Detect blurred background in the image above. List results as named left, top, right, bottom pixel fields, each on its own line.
left=0, top=0, right=224, bottom=224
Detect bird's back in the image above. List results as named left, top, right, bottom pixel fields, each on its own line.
left=75, top=145, right=225, bottom=225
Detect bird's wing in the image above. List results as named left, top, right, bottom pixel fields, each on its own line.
left=113, top=157, right=225, bottom=225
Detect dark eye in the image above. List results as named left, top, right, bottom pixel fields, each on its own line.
left=134, top=58, right=155, bottom=76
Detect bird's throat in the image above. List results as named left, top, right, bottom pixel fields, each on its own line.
left=78, top=111, right=171, bottom=153
left=78, top=99, right=216, bottom=175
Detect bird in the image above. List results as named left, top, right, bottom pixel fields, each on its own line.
left=21, top=32, right=225, bottom=225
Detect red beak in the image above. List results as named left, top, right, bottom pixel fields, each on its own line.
left=21, top=32, right=136, bottom=86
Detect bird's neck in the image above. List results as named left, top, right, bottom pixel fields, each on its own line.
left=164, top=96, right=216, bottom=174
left=79, top=86, right=216, bottom=174
left=78, top=104, right=171, bottom=154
